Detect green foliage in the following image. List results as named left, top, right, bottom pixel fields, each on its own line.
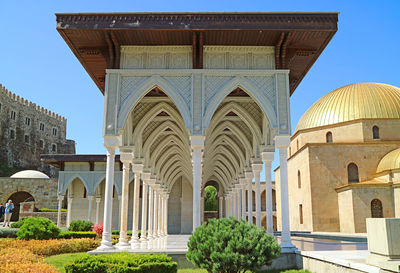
left=68, top=220, right=93, bottom=232
left=204, top=186, right=217, bottom=211
left=187, top=217, right=281, bottom=273
left=0, top=228, right=18, bottom=238
left=38, top=208, right=67, bottom=212
left=58, top=231, right=97, bottom=239
left=64, top=253, right=177, bottom=273
left=10, top=217, right=28, bottom=228
left=0, top=161, right=25, bottom=177
left=16, top=217, right=60, bottom=240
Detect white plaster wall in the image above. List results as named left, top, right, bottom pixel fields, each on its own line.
left=168, top=178, right=182, bottom=234
left=337, top=190, right=355, bottom=233
left=395, top=187, right=400, bottom=218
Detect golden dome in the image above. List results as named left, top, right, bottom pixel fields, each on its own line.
left=295, top=83, right=400, bottom=133
left=376, top=148, right=400, bottom=174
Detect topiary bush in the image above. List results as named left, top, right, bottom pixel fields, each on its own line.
left=69, top=220, right=93, bottom=231
left=65, top=253, right=177, bottom=273
left=16, top=217, right=60, bottom=240
left=187, top=217, right=281, bottom=273
left=10, top=217, right=28, bottom=228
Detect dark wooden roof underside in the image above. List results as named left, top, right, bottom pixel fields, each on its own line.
left=56, top=12, right=338, bottom=95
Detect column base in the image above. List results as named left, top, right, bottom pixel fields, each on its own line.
left=96, top=241, right=115, bottom=251
left=139, top=236, right=148, bottom=242
left=115, top=240, right=131, bottom=250
left=280, top=241, right=297, bottom=253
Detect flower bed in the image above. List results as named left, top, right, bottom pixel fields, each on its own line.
left=0, top=238, right=98, bottom=273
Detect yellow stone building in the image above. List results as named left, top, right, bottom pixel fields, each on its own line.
left=275, top=82, right=400, bottom=233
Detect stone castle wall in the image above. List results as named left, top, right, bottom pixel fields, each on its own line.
left=0, top=84, right=75, bottom=177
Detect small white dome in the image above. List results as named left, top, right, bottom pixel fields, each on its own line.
left=10, top=170, right=49, bottom=179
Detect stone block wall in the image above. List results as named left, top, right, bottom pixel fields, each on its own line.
left=0, top=84, right=75, bottom=177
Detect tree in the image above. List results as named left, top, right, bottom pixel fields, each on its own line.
left=187, top=217, right=281, bottom=273
left=204, top=186, right=217, bottom=211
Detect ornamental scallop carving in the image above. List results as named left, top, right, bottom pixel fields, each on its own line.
left=163, top=76, right=192, bottom=108
left=120, top=76, right=148, bottom=106
left=245, top=76, right=276, bottom=107
left=204, top=76, right=234, bottom=106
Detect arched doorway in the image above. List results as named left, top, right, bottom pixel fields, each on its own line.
left=203, top=181, right=219, bottom=221
left=7, top=191, right=35, bottom=221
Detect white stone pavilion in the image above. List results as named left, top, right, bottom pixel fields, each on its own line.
left=52, top=12, right=338, bottom=253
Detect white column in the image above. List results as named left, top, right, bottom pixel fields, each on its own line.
left=117, top=195, right=122, bottom=230
left=57, top=195, right=63, bottom=227
left=276, top=135, right=296, bottom=251
left=157, top=190, right=162, bottom=237
left=130, top=164, right=143, bottom=245
left=218, top=196, right=223, bottom=218
left=253, top=164, right=263, bottom=227
left=246, top=171, right=253, bottom=224
left=147, top=184, right=154, bottom=239
left=95, top=197, right=101, bottom=224
left=140, top=180, right=149, bottom=241
left=98, top=146, right=116, bottom=250
left=225, top=196, right=229, bottom=218
left=191, top=136, right=204, bottom=231
left=240, top=178, right=246, bottom=220
left=262, top=152, right=275, bottom=234
left=116, top=156, right=131, bottom=248
left=232, top=190, right=237, bottom=219
left=200, top=196, right=205, bottom=223
left=67, top=197, right=73, bottom=227
left=160, top=193, right=165, bottom=236
left=87, top=195, right=94, bottom=222
left=236, top=188, right=241, bottom=219
left=152, top=188, right=158, bottom=239
left=164, top=195, right=168, bottom=235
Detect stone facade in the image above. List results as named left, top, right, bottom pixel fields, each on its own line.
left=0, top=84, right=75, bottom=177
left=276, top=110, right=400, bottom=233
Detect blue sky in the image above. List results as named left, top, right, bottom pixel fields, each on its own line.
left=1, top=0, right=399, bottom=175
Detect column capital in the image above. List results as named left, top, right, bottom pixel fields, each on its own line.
left=120, top=151, right=134, bottom=163
left=274, top=135, right=291, bottom=149
left=87, top=195, right=94, bottom=201
left=57, top=195, right=64, bottom=201
left=104, top=135, right=122, bottom=148
left=142, top=172, right=151, bottom=181
left=131, top=164, right=144, bottom=174
left=252, top=163, right=263, bottom=173
left=239, top=177, right=247, bottom=185
left=261, top=151, right=275, bottom=162
left=96, top=197, right=101, bottom=203
left=190, top=135, right=205, bottom=149
left=245, top=171, right=253, bottom=180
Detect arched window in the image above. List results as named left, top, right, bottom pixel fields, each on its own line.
left=297, top=139, right=299, bottom=150
left=373, top=126, right=380, bottom=139
left=326, top=132, right=333, bottom=143
left=347, top=163, right=359, bottom=183
left=83, top=187, right=87, bottom=198
left=371, top=199, right=383, bottom=218
left=297, top=170, right=301, bottom=188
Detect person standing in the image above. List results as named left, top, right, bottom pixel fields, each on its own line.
left=3, top=200, right=14, bottom=227
left=0, top=203, right=4, bottom=221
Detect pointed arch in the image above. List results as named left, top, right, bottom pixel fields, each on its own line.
left=203, top=76, right=277, bottom=130
left=118, top=75, right=192, bottom=131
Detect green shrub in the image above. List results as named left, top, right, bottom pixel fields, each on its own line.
left=10, top=217, right=28, bottom=228
left=58, top=231, right=97, bottom=239
left=187, top=217, right=281, bottom=273
left=38, top=208, right=67, bottom=212
left=16, top=217, right=60, bottom=240
left=0, top=228, right=18, bottom=238
left=69, top=220, right=93, bottom=232
left=65, top=253, right=177, bottom=273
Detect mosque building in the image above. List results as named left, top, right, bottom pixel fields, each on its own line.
left=275, top=82, right=400, bottom=233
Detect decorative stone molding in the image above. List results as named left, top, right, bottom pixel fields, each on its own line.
left=204, top=46, right=275, bottom=70
left=121, top=46, right=192, bottom=69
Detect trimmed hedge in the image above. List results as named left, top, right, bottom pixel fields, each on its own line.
left=0, top=228, right=18, bottom=238
left=58, top=231, right=97, bottom=239
left=69, top=220, right=93, bottom=232
left=65, top=253, right=177, bottom=273
left=38, top=208, right=67, bottom=212
left=283, top=270, right=312, bottom=273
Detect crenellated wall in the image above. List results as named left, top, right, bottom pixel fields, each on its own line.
left=0, top=84, right=76, bottom=177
